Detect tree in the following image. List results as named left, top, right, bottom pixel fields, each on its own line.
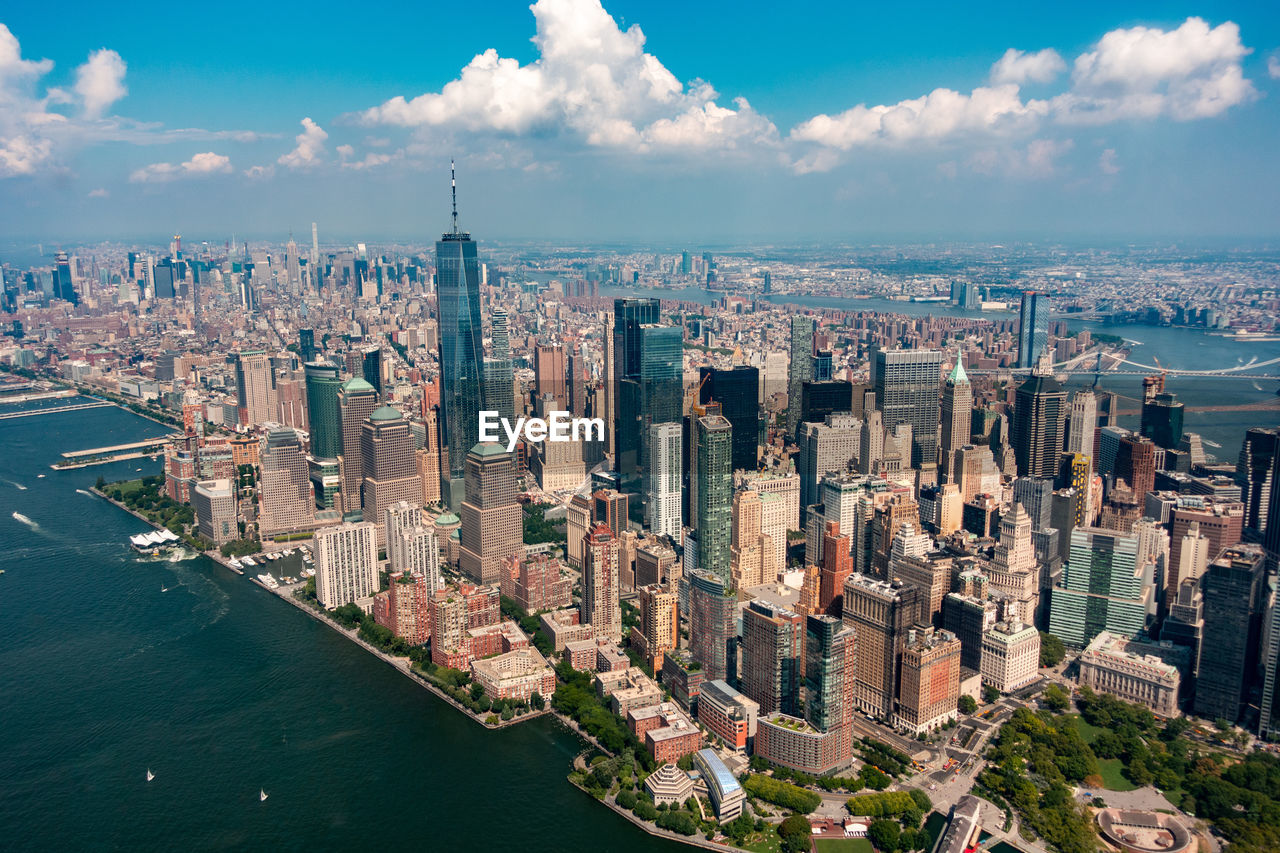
left=959, top=694, right=978, bottom=715
left=869, top=819, right=901, bottom=852
left=777, top=814, right=812, bottom=853
left=1039, top=631, right=1066, bottom=667
left=530, top=692, right=545, bottom=711
left=1043, top=683, right=1070, bottom=712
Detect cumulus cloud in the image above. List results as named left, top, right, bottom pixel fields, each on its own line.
left=1099, top=148, right=1120, bottom=174
left=968, top=138, right=1073, bottom=178
left=74, top=49, right=127, bottom=117
left=130, top=151, right=232, bottom=182
left=1268, top=55, right=1280, bottom=79
left=790, top=16, right=1257, bottom=171
left=88, top=187, right=108, bottom=197
left=359, top=0, right=776, bottom=152
left=277, top=117, right=327, bottom=169
left=990, top=48, right=1066, bottom=85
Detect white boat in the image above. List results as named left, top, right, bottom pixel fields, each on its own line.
left=241, top=557, right=256, bottom=567
left=228, top=558, right=242, bottom=569
left=260, top=789, right=268, bottom=802
left=146, top=769, right=155, bottom=782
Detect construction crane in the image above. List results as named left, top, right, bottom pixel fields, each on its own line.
left=688, top=371, right=714, bottom=418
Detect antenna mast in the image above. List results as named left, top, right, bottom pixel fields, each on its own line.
left=450, top=159, right=458, bottom=235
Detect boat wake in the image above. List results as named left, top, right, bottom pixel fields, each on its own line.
left=6, top=480, right=28, bottom=491
left=11, top=511, right=37, bottom=529
left=75, top=488, right=94, bottom=497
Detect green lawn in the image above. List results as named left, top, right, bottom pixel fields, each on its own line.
left=1097, top=758, right=1138, bottom=792
left=1066, top=714, right=1105, bottom=745
left=111, top=478, right=145, bottom=496
left=742, top=828, right=783, bottom=853
left=814, top=839, right=874, bottom=853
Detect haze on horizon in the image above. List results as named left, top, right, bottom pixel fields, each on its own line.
left=1, top=0, right=1279, bottom=244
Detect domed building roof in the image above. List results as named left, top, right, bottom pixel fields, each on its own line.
left=435, top=512, right=460, bottom=526
left=340, top=377, right=376, bottom=393
left=370, top=405, right=403, bottom=422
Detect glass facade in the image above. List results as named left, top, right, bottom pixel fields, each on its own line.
left=436, top=233, right=486, bottom=508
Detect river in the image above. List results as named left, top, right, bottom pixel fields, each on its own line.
left=0, top=401, right=683, bottom=852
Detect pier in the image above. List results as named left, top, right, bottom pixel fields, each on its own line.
left=0, top=400, right=115, bottom=420
left=61, top=437, right=174, bottom=460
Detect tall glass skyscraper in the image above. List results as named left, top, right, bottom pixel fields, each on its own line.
left=436, top=180, right=486, bottom=510
left=700, top=366, right=761, bottom=473
left=873, top=348, right=943, bottom=469
left=1017, top=291, right=1048, bottom=369
left=304, top=360, right=343, bottom=460
left=787, top=317, right=815, bottom=440
left=696, top=414, right=734, bottom=584
left=613, top=297, right=661, bottom=487
left=1048, top=528, right=1147, bottom=647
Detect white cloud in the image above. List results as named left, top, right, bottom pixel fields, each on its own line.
left=0, top=24, right=52, bottom=82
left=88, top=187, right=108, bottom=198
left=1055, top=18, right=1256, bottom=123
left=990, top=48, right=1066, bottom=85
left=74, top=49, right=127, bottom=118
left=336, top=143, right=354, bottom=160
left=244, top=164, right=274, bottom=179
left=0, top=135, right=54, bottom=177
left=359, top=0, right=776, bottom=152
left=967, top=138, right=1073, bottom=178
left=130, top=151, right=232, bottom=182
left=1268, top=55, right=1280, bottom=79
left=277, top=117, right=327, bottom=169
left=1099, top=148, right=1120, bottom=174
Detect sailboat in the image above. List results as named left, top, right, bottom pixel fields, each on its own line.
left=146, top=769, right=155, bottom=782
left=259, top=789, right=268, bottom=802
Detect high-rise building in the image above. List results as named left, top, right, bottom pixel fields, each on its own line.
left=193, top=478, right=236, bottom=545
left=1195, top=546, right=1266, bottom=724
left=803, top=614, right=857, bottom=755
left=636, top=325, right=683, bottom=517
left=634, top=583, right=678, bottom=670
left=1237, top=428, right=1279, bottom=538
left=819, top=522, right=854, bottom=616
left=740, top=601, right=803, bottom=716
left=1017, top=291, right=1048, bottom=368
left=373, top=570, right=434, bottom=646
left=612, top=297, right=661, bottom=498
left=304, top=361, right=343, bottom=460
left=1066, top=390, right=1098, bottom=459
left=436, top=177, right=487, bottom=510
left=787, top=316, right=815, bottom=440
left=696, top=414, right=734, bottom=584
left=458, top=443, right=522, bottom=585
left=1049, top=528, right=1149, bottom=647
left=647, top=422, right=683, bottom=538
left=54, top=250, right=77, bottom=304
left=731, top=488, right=766, bottom=591
left=298, top=328, right=316, bottom=363
left=362, top=347, right=383, bottom=398
left=484, top=309, right=515, bottom=426
left=986, top=504, right=1039, bottom=625
left=896, top=628, right=961, bottom=734
left=980, top=620, right=1041, bottom=694
left=797, top=414, right=860, bottom=510
left=258, top=428, right=314, bottom=536
left=799, top=381, right=854, bottom=430
left=315, top=521, right=379, bottom=608
left=235, top=350, right=274, bottom=428
left=1012, top=374, right=1066, bottom=479
left=534, top=343, right=567, bottom=405
left=940, top=360, right=972, bottom=479
left=385, top=501, right=423, bottom=565
left=688, top=569, right=738, bottom=684
left=1140, top=390, right=1184, bottom=451
left=700, top=366, right=760, bottom=472
left=337, top=377, right=379, bottom=515
left=582, top=523, right=622, bottom=642
left=361, top=407, right=423, bottom=542
left=1167, top=498, right=1244, bottom=605
left=842, top=574, right=920, bottom=719
left=873, top=348, right=943, bottom=468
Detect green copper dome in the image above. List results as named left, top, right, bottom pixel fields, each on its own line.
left=340, top=377, right=376, bottom=393
left=370, top=405, right=403, bottom=422
left=435, top=512, right=460, bottom=526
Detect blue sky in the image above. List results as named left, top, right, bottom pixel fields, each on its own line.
left=1, top=0, right=1278, bottom=245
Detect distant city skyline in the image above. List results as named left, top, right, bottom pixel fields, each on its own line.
left=2, top=0, right=1279, bottom=242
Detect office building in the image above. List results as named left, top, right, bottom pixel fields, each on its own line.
left=842, top=574, right=920, bottom=718
left=337, top=377, right=379, bottom=515
left=1078, top=631, right=1184, bottom=717
left=304, top=360, right=343, bottom=460
left=980, top=621, right=1040, bottom=694
left=193, top=479, right=236, bottom=545
left=696, top=414, right=734, bottom=583
left=1049, top=528, right=1149, bottom=647
left=1195, top=546, right=1266, bottom=724
left=258, top=428, right=314, bottom=536
left=1167, top=498, right=1244, bottom=606
left=582, top=523, right=622, bottom=642
left=1017, top=291, right=1048, bottom=368
left=804, top=614, right=857, bottom=757
left=700, top=366, right=760, bottom=472
left=534, top=343, right=567, bottom=405
left=234, top=350, right=273, bottom=428
left=896, top=628, right=961, bottom=734
left=693, top=748, right=746, bottom=823
left=797, top=414, right=861, bottom=510
left=1066, top=390, right=1098, bottom=459
left=787, top=316, right=815, bottom=440
left=873, top=348, right=943, bottom=468
left=315, top=521, right=379, bottom=609
left=1012, top=373, right=1066, bottom=480
left=1141, top=391, right=1184, bottom=450
left=1237, top=428, right=1278, bottom=538
left=942, top=592, right=998, bottom=671
left=940, top=360, right=972, bottom=478
left=740, top=600, right=803, bottom=716
left=799, top=381, right=854, bottom=428
left=457, top=443, right=521, bottom=585
left=986, top=504, right=1039, bottom=625
left=436, top=189, right=487, bottom=510
left=360, top=407, right=423, bottom=542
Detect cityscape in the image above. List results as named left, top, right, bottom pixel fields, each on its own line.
left=2, top=3, right=1280, bottom=853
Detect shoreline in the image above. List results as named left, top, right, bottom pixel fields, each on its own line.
left=566, top=777, right=750, bottom=853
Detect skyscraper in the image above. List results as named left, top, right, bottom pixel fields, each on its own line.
left=534, top=343, right=567, bottom=405
left=647, top=422, right=683, bottom=538
left=1141, top=392, right=1185, bottom=450
left=697, top=414, right=734, bottom=584
left=360, top=407, right=423, bottom=543
left=940, top=360, right=972, bottom=477
left=436, top=168, right=487, bottom=510
left=235, top=350, right=274, bottom=428
left=1237, top=428, right=1279, bottom=538
left=1195, top=546, right=1266, bottom=724
left=986, top=504, right=1039, bottom=625
left=613, top=296, right=660, bottom=477
left=797, top=414, right=861, bottom=510
left=298, top=328, right=316, bottom=363
left=304, top=361, right=343, bottom=460
left=1017, top=291, right=1048, bottom=368
left=740, top=600, right=803, bottom=716
left=787, top=316, right=815, bottom=440
left=484, top=309, right=515, bottom=426
left=803, top=614, right=857, bottom=758
left=1012, top=374, right=1066, bottom=479
left=700, top=366, right=761, bottom=473
left=1066, top=390, right=1098, bottom=459
left=873, top=348, right=943, bottom=468
left=337, top=377, right=379, bottom=516
left=362, top=347, right=383, bottom=398
left=689, top=569, right=737, bottom=683
left=315, top=521, right=379, bottom=608
left=54, top=251, right=77, bottom=304
left=842, top=575, right=920, bottom=719
left=458, top=443, right=522, bottom=585
left=258, top=428, right=314, bottom=536
left=1048, top=528, right=1149, bottom=647
left=582, top=523, right=622, bottom=642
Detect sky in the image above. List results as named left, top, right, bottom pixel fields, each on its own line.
left=1, top=0, right=1279, bottom=246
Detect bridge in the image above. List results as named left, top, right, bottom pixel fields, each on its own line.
left=0, top=400, right=115, bottom=420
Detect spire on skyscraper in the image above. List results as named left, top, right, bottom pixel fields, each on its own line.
left=451, top=159, right=458, bottom=235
